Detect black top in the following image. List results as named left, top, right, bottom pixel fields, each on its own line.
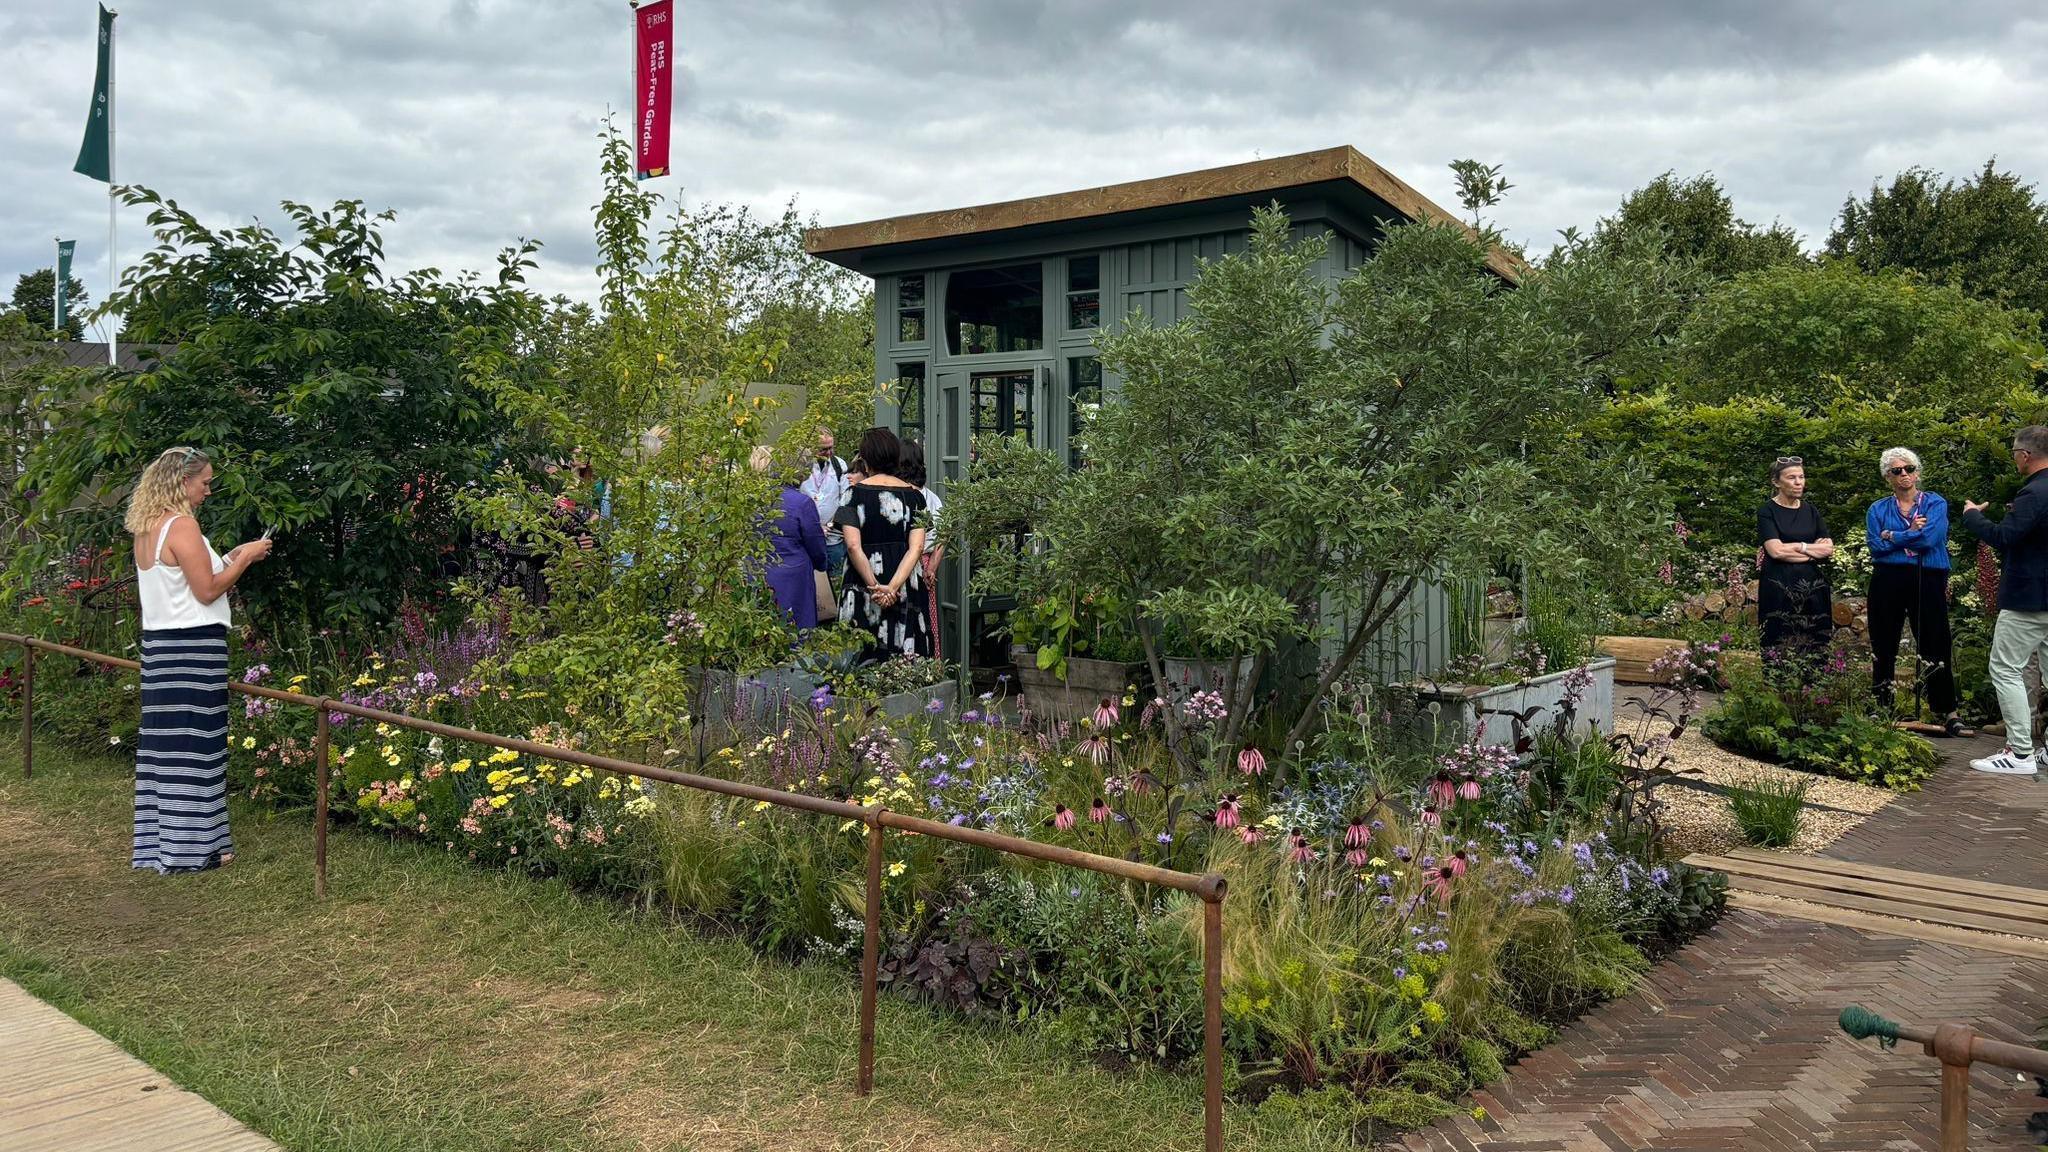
left=1961, top=468, right=2048, bottom=612
left=1758, top=499, right=1827, bottom=568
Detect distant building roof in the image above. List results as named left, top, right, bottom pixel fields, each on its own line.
left=806, top=146, right=1523, bottom=282
left=55, top=342, right=171, bottom=372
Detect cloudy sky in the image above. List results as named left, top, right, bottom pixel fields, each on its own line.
left=5, top=1, right=2047, bottom=335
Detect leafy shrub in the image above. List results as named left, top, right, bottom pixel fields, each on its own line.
left=1702, top=673, right=1794, bottom=760
left=1785, top=714, right=1938, bottom=792
left=1725, top=775, right=1809, bottom=847
left=836, top=656, right=951, bottom=699
left=13, top=192, right=554, bottom=643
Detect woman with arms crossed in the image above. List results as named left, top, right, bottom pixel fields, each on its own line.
left=1864, top=448, right=1962, bottom=734
left=1757, top=456, right=1835, bottom=655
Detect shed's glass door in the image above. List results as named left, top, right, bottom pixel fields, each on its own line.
left=969, top=369, right=1035, bottom=442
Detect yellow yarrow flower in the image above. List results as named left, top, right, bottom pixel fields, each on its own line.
left=887, top=861, right=906, bottom=878
left=451, top=759, right=472, bottom=774
left=489, top=795, right=511, bottom=809
left=241, top=736, right=256, bottom=750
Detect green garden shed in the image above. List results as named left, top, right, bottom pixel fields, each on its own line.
left=805, top=146, right=1519, bottom=675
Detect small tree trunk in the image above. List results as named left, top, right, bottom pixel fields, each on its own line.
left=1278, top=574, right=1418, bottom=767
left=1219, top=647, right=1268, bottom=758
left=1135, top=615, right=1189, bottom=776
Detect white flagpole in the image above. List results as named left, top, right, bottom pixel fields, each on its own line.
left=106, top=8, right=118, bottom=367
left=52, top=238, right=61, bottom=336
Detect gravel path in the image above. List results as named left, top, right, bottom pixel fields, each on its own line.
left=1628, top=695, right=1899, bottom=858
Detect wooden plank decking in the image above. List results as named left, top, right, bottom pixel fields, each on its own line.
left=0, top=978, right=277, bottom=1152
left=1687, top=847, right=2048, bottom=959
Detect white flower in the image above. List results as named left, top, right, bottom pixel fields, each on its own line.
left=108, top=735, right=122, bottom=746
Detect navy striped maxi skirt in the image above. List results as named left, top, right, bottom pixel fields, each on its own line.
left=132, top=624, right=234, bottom=874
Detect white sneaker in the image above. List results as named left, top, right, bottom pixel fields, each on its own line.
left=1970, top=747, right=2039, bottom=775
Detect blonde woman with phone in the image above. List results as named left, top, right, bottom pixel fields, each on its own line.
left=125, top=447, right=271, bottom=874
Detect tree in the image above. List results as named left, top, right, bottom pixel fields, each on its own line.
left=8, top=268, right=90, bottom=339
left=1827, top=159, right=2048, bottom=334
left=1672, top=259, right=2044, bottom=415
left=948, top=207, right=1686, bottom=773
left=461, top=122, right=875, bottom=760
left=1596, top=172, right=1806, bottom=281
left=13, top=189, right=552, bottom=640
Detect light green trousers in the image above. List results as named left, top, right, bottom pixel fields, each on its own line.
left=1988, top=609, right=2048, bottom=757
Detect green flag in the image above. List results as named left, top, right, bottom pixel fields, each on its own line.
left=73, top=5, right=113, bottom=183
left=55, top=240, right=77, bottom=333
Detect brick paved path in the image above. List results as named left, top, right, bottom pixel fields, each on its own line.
left=1824, top=735, right=2048, bottom=889
left=1395, top=735, right=2048, bottom=1151
left=1396, top=911, right=2048, bottom=1151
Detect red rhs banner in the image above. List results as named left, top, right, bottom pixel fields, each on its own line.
left=634, top=0, right=674, bottom=179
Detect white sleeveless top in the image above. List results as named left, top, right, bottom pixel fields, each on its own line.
left=138, top=515, right=232, bottom=630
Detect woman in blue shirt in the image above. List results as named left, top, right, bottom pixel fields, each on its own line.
left=1865, top=447, right=1960, bottom=733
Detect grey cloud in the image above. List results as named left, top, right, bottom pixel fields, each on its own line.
left=3, top=1, right=2046, bottom=318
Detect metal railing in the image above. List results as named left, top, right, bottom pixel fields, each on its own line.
left=5, top=632, right=1231, bottom=1152
left=1839, top=1004, right=2048, bottom=1150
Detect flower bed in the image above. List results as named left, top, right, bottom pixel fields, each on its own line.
left=8, top=619, right=1725, bottom=1135
left=1701, top=645, right=1937, bottom=792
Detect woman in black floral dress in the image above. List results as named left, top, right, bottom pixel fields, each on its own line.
left=834, top=427, right=932, bottom=660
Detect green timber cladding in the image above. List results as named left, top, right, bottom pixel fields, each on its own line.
left=805, top=146, right=1518, bottom=678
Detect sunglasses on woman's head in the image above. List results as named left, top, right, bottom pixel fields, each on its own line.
left=1888, top=464, right=1918, bottom=476
left=1774, top=456, right=1803, bottom=467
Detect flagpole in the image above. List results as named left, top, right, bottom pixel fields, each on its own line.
left=106, top=8, right=118, bottom=367
left=53, top=239, right=61, bottom=337
left=628, top=0, right=639, bottom=183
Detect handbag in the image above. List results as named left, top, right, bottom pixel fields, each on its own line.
left=814, top=569, right=838, bottom=624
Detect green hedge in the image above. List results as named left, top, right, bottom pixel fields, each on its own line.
left=1592, top=390, right=2048, bottom=564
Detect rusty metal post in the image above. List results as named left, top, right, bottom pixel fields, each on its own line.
left=1930, top=1023, right=1975, bottom=1152
left=857, top=807, right=884, bottom=1096
left=313, top=703, right=331, bottom=900
left=1202, top=887, right=1225, bottom=1152
left=19, top=644, right=32, bottom=780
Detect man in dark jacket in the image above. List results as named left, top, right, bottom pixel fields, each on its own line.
left=1961, top=424, right=2048, bottom=775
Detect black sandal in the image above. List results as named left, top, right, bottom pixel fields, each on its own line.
left=1943, top=715, right=1966, bottom=738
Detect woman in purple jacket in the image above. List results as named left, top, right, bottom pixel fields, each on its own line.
left=751, top=445, right=830, bottom=628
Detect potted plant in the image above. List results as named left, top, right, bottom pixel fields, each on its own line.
left=1403, top=643, right=1618, bottom=750
left=1008, top=589, right=1146, bottom=721
left=836, top=655, right=958, bottom=720
left=1402, top=581, right=1617, bottom=748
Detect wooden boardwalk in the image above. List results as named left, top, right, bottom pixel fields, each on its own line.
left=0, top=978, right=277, bottom=1152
